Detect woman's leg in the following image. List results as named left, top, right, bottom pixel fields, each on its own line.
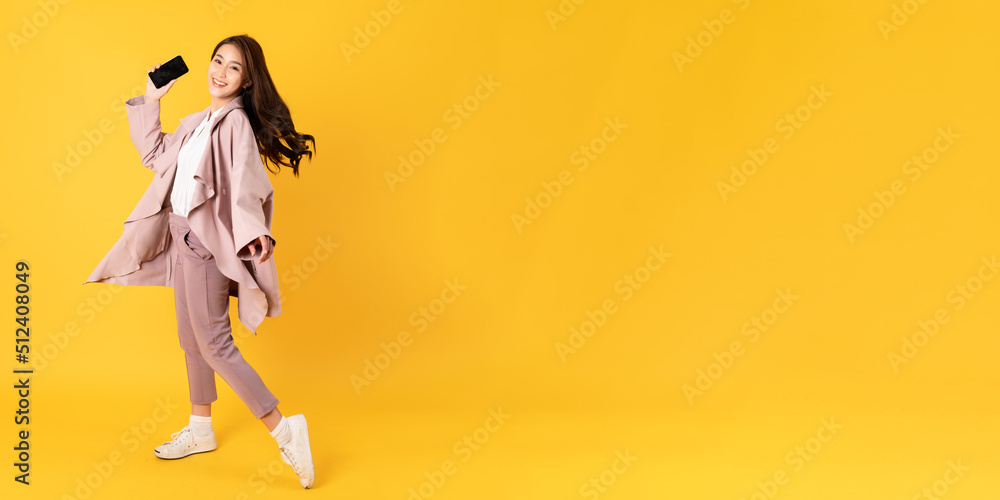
left=172, top=237, right=219, bottom=410
left=179, top=227, right=280, bottom=419
left=162, top=218, right=313, bottom=487
left=183, top=227, right=313, bottom=487
left=153, top=219, right=220, bottom=459
left=261, top=407, right=282, bottom=432
left=193, top=403, right=211, bottom=417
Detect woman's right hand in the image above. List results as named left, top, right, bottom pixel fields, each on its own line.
left=144, top=63, right=176, bottom=102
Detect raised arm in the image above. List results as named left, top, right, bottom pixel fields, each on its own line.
left=125, top=64, right=179, bottom=172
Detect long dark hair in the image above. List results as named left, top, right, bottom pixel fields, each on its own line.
left=211, top=34, right=315, bottom=176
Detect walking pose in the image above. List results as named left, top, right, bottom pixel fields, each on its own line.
left=86, top=34, right=317, bottom=488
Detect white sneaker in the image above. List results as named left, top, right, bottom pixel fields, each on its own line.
left=279, top=414, right=315, bottom=488
left=153, top=426, right=218, bottom=459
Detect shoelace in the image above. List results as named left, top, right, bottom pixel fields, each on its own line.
left=163, top=427, right=192, bottom=448
left=280, top=447, right=303, bottom=475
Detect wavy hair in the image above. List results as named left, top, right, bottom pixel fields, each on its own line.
left=210, top=34, right=315, bottom=176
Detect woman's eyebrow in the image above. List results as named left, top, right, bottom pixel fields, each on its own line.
left=213, top=54, right=243, bottom=66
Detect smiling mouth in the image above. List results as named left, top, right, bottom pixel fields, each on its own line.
left=212, top=78, right=227, bottom=87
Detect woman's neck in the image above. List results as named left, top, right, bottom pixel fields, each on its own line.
left=210, top=95, right=237, bottom=114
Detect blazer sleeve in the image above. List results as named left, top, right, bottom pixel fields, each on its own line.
left=229, top=111, right=276, bottom=260
left=125, top=94, right=178, bottom=172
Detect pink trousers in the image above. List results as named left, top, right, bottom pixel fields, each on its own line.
left=167, top=212, right=279, bottom=419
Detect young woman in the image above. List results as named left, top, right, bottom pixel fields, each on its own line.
left=86, top=34, right=317, bottom=488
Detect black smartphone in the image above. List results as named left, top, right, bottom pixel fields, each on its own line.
left=148, top=55, right=188, bottom=88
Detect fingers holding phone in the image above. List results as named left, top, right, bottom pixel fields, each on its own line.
left=145, top=64, right=175, bottom=102
left=145, top=55, right=188, bottom=102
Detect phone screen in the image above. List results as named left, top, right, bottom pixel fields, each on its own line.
left=149, top=55, right=188, bottom=88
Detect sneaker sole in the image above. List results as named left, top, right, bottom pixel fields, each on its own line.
left=154, top=443, right=218, bottom=460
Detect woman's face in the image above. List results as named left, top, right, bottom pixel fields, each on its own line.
left=208, top=43, right=248, bottom=100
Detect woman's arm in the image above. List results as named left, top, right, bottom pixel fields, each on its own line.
left=125, top=65, right=178, bottom=172
left=229, top=110, right=277, bottom=263
left=245, top=234, right=273, bottom=265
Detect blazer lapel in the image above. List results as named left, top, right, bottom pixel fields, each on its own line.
left=125, top=111, right=206, bottom=222
left=187, top=96, right=246, bottom=214
left=159, top=109, right=210, bottom=178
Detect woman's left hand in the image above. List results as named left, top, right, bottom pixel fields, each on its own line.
left=246, top=235, right=273, bottom=265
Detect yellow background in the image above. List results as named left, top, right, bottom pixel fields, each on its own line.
left=2, top=0, right=999, bottom=498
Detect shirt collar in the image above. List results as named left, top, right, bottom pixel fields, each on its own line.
left=178, top=95, right=244, bottom=138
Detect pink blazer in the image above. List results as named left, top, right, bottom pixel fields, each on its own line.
left=85, top=94, right=281, bottom=333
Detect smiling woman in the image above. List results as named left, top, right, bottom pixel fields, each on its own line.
left=208, top=35, right=316, bottom=176
left=85, top=33, right=317, bottom=489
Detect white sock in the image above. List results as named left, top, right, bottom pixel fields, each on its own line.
left=269, top=416, right=291, bottom=447
left=190, top=414, right=213, bottom=436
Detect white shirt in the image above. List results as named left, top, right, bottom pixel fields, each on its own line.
left=171, top=107, right=219, bottom=216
